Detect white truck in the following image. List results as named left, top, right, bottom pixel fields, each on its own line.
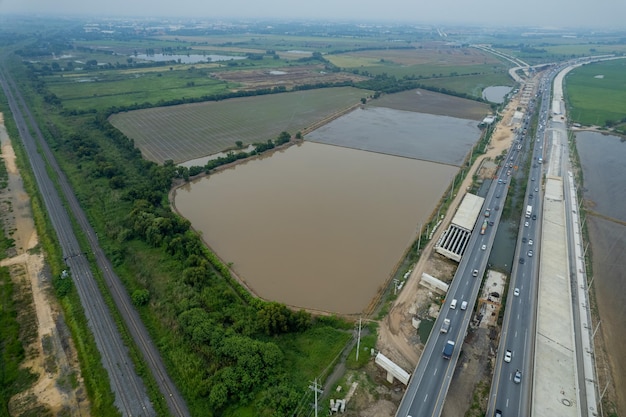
left=525, top=205, right=532, bottom=218
left=440, top=318, right=451, bottom=334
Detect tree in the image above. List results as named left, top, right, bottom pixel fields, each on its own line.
left=131, top=289, right=150, bottom=306
left=257, top=302, right=290, bottom=336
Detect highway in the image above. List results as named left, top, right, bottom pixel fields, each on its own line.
left=395, top=117, right=524, bottom=417
left=487, top=69, right=557, bottom=417
left=0, top=63, right=190, bottom=416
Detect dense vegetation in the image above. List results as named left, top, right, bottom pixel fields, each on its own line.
left=2, top=48, right=354, bottom=415
left=5, top=16, right=624, bottom=417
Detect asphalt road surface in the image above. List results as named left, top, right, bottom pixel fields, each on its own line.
left=395, top=131, right=519, bottom=417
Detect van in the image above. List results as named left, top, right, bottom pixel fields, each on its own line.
left=450, top=299, right=457, bottom=309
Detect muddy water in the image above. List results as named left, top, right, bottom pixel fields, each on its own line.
left=174, top=141, right=457, bottom=314
left=575, top=131, right=626, bottom=414
left=482, top=86, right=513, bottom=104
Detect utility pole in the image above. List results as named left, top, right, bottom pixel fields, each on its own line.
left=308, top=379, right=323, bottom=417
left=356, top=317, right=362, bottom=362
left=592, top=320, right=601, bottom=339
left=417, top=223, right=422, bottom=254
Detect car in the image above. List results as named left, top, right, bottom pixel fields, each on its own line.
left=514, top=288, right=520, bottom=297
left=498, top=179, right=503, bottom=184
left=481, top=244, right=487, bottom=251
left=519, top=258, right=525, bottom=264
left=528, top=239, right=533, bottom=246
left=514, top=369, right=522, bottom=384
left=534, top=187, right=539, bottom=192
left=528, top=250, right=533, bottom=257
left=532, top=214, right=537, bottom=220
left=489, top=221, right=494, bottom=226
left=472, top=269, right=479, bottom=277
left=495, top=409, right=503, bottom=417
left=450, top=299, right=457, bottom=309
left=531, top=177, right=535, bottom=181
left=524, top=221, right=529, bottom=227
left=461, top=301, right=468, bottom=310
left=496, top=193, right=501, bottom=198
left=529, top=194, right=533, bottom=199
left=504, top=349, right=512, bottom=362
left=494, top=205, right=500, bottom=211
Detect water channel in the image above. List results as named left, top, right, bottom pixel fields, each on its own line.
left=574, top=130, right=626, bottom=412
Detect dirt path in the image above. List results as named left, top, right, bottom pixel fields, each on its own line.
left=0, top=112, right=89, bottom=416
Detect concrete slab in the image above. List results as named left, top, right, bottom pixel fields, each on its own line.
left=533, top=177, right=579, bottom=417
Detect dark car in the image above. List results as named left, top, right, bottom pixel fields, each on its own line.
left=532, top=214, right=537, bottom=220
left=522, top=237, right=527, bottom=243
left=519, top=258, right=525, bottom=264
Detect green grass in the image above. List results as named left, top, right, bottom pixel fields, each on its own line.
left=565, top=59, right=626, bottom=127
left=46, top=67, right=233, bottom=111
left=418, top=72, right=514, bottom=98
left=280, top=326, right=352, bottom=383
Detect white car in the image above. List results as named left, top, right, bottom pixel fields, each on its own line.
left=481, top=244, right=487, bottom=251
left=504, top=350, right=512, bottom=363
left=528, top=239, right=533, bottom=246
left=524, top=221, right=529, bottom=227
left=514, top=288, right=520, bottom=297
left=461, top=301, right=468, bottom=310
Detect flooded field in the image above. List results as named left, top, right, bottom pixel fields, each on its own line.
left=306, top=107, right=480, bottom=166
left=174, top=141, right=457, bottom=314
left=134, top=53, right=244, bottom=64
left=575, top=131, right=626, bottom=414
left=482, top=86, right=513, bottom=104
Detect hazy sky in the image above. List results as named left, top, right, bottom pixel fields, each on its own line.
left=1, top=0, right=625, bottom=29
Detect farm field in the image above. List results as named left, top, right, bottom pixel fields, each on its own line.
left=370, top=88, right=490, bottom=119
left=213, top=64, right=368, bottom=90
left=417, top=72, right=513, bottom=98
left=326, top=45, right=508, bottom=79
left=565, top=58, right=626, bottom=130
left=305, top=106, right=481, bottom=166
left=110, top=86, right=368, bottom=163
left=46, top=67, right=234, bottom=111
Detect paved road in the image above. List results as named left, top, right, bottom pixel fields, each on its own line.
left=487, top=69, right=555, bottom=417
left=395, top=131, right=521, bottom=417
left=0, top=63, right=190, bottom=416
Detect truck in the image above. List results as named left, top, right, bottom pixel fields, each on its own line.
left=525, top=205, right=532, bottom=218
left=440, top=318, right=451, bottom=334
left=480, top=219, right=488, bottom=235
left=443, top=340, right=455, bottom=359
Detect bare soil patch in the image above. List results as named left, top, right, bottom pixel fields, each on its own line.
left=0, top=113, right=89, bottom=416
left=371, top=88, right=491, bottom=120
